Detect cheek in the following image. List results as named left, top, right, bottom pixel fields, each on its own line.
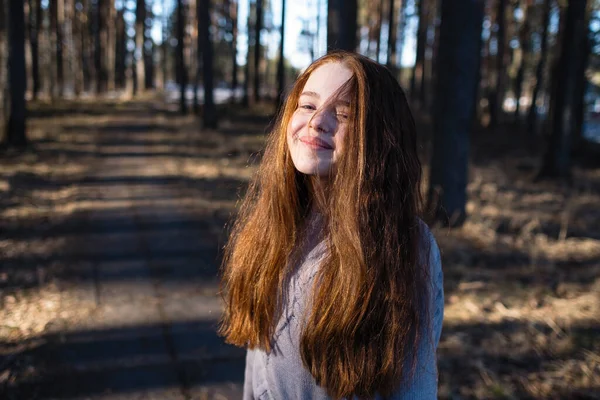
left=334, top=125, right=348, bottom=151
left=288, top=112, right=306, bottom=138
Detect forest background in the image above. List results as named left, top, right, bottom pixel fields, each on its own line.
left=0, top=0, right=599, bottom=399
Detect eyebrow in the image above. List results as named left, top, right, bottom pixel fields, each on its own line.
left=299, top=91, right=350, bottom=106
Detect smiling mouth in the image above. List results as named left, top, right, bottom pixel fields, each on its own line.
left=299, top=136, right=334, bottom=150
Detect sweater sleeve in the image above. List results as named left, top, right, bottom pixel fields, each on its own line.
left=389, top=227, right=444, bottom=400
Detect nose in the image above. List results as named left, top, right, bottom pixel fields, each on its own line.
left=308, top=108, right=334, bottom=135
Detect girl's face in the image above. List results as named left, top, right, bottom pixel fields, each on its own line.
left=287, top=62, right=353, bottom=177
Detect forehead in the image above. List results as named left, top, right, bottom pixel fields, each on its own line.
left=302, top=62, right=353, bottom=101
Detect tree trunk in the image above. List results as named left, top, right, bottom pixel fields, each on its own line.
left=95, top=0, right=108, bottom=93
left=396, top=0, right=408, bottom=85
left=513, top=3, right=531, bottom=121
left=488, top=0, right=507, bottom=128
left=428, top=0, right=483, bottom=227
left=230, top=0, right=238, bottom=102
left=83, top=0, right=96, bottom=93
left=276, top=0, right=286, bottom=109
left=134, top=0, right=145, bottom=95
left=5, top=0, right=27, bottom=147
left=327, top=0, right=357, bottom=51
left=527, top=0, right=551, bottom=139
left=0, top=0, right=8, bottom=142
left=242, top=2, right=252, bottom=107
left=253, top=0, right=263, bottom=103
left=572, top=22, right=591, bottom=151
left=144, top=4, right=153, bottom=90
left=106, top=1, right=115, bottom=91
left=115, top=9, right=126, bottom=89
left=193, top=0, right=200, bottom=115
left=386, top=0, right=397, bottom=68
left=538, top=0, right=588, bottom=180
left=375, top=0, right=384, bottom=62
left=176, top=0, right=187, bottom=114
left=411, top=0, right=427, bottom=102
left=161, top=0, right=168, bottom=89
left=28, top=0, right=41, bottom=99
left=199, top=0, right=217, bottom=128
left=49, top=0, right=63, bottom=97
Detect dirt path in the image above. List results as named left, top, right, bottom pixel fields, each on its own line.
left=1, top=101, right=269, bottom=399
left=1, top=100, right=599, bottom=399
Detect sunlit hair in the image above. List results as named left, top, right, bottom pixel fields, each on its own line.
left=219, top=51, right=429, bottom=399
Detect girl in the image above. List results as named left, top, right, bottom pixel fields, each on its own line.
left=219, top=51, right=444, bottom=399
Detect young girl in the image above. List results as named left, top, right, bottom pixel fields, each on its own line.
left=219, top=51, right=444, bottom=400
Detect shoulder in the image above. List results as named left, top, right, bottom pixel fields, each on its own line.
left=416, top=218, right=444, bottom=342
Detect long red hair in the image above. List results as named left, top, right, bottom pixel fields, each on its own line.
left=219, top=51, right=429, bottom=399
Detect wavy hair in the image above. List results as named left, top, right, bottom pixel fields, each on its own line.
left=219, top=51, right=429, bottom=399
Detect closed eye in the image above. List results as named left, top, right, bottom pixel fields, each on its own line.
left=336, top=109, right=350, bottom=121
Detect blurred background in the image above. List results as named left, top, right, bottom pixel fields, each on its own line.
left=0, top=0, right=599, bottom=399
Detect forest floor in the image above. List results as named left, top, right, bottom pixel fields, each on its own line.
left=0, top=98, right=598, bottom=399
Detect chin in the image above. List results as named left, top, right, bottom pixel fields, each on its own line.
left=293, top=160, right=332, bottom=177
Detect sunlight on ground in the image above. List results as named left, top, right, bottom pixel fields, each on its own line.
left=1, top=101, right=598, bottom=399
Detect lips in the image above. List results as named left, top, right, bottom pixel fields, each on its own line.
left=298, top=136, right=334, bottom=150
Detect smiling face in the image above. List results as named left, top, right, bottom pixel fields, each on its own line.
left=287, top=62, right=353, bottom=177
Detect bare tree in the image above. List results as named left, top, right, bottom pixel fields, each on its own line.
left=199, top=0, right=217, bottom=127
left=527, top=0, right=551, bottom=138
left=135, top=0, right=146, bottom=94
left=28, top=0, right=42, bottom=99
left=0, top=0, right=8, bottom=140
left=253, top=0, right=263, bottom=102
left=428, top=0, right=483, bottom=226
left=538, top=0, right=589, bottom=180
left=229, top=0, right=239, bottom=101
left=176, top=0, right=187, bottom=113
left=327, top=0, right=357, bottom=51
left=386, top=0, right=398, bottom=68
left=243, top=1, right=253, bottom=106
left=50, top=0, right=65, bottom=97
left=488, top=0, right=507, bottom=128
left=513, top=1, right=532, bottom=121
left=4, top=0, right=27, bottom=147
left=410, top=0, right=428, bottom=103
left=276, top=0, right=286, bottom=109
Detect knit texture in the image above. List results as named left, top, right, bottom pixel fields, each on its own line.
left=243, top=215, right=444, bottom=400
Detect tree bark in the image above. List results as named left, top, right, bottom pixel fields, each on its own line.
left=50, top=0, right=65, bottom=97
left=115, top=9, right=126, bottom=89
left=488, top=0, right=507, bottom=128
left=242, top=3, right=252, bottom=107
left=375, top=0, right=384, bottom=62
left=134, top=0, right=146, bottom=95
left=539, top=0, right=588, bottom=180
left=513, top=2, right=531, bottom=121
left=253, top=0, right=263, bottom=102
left=176, top=0, right=187, bottom=113
left=410, top=0, right=427, bottom=102
left=106, top=1, right=115, bottom=91
left=386, top=0, right=397, bottom=68
left=396, top=0, right=408, bottom=85
left=5, top=0, right=27, bottom=147
left=95, top=0, right=108, bottom=93
left=28, top=0, right=41, bottom=99
left=428, top=0, right=483, bottom=227
left=199, top=0, right=217, bottom=128
left=327, top=0, right=357, bottom=51
left=0, top=0, right=8, bottom=142
left=276, top=0, right=286, bottom=109
left=229, top=0, right=238, bottom=102
left=527, top=0, right=551, bottom=139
